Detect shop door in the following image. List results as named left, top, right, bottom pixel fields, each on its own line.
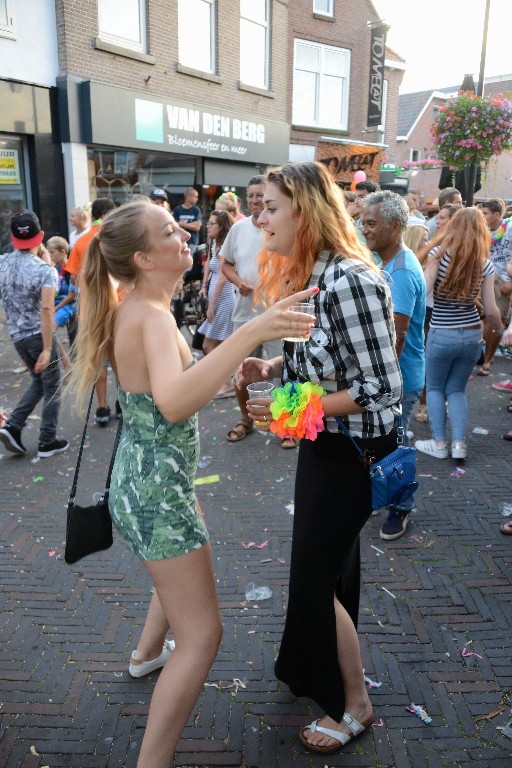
left=0, top=135, right=29, bottom=252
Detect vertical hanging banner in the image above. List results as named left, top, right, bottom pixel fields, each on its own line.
left=367, top=24, right=388, bottom=127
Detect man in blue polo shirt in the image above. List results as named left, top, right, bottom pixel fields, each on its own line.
left=362, top=191, right=426, bottom=541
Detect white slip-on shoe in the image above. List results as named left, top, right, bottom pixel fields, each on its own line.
left=451, top=441, right=467, bottom=459
left=415, top=439, right=448, bottom=459
left=128, top=639, right=175, bottom=678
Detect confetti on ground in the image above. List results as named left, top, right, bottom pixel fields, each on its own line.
left=32, top=476, right=44, bottom=483
left=364, top=674, right=382, bottom=688
left=197, top=456, right=213, bottom=468
left=241, top=540, right=269, bottom=549
left=194, top=475, right=220, bottom=485
left=381, top=586, right=396, bottom=599
left=48, top=551, right=56, bottom=557
left=277, top=557, right=286, bottom=564
left=472, top=427, right=489, bottom=435
left=30, top=746, right=40, bottom=756
left=406, top=704, right=432, bottom=723
left=462, top=647, right=483, bottom=659
left=205, top=678, right=246, bottom=693
left=418, top=473, right=433, bottom=478
left=474, top=705, right=505, bottom=723
left=370, top=545, right=384, bottom=554
left=285, top=503, right=294, bottom=515
left=409, top=535, right=422, bottom=543
left=12, top=366, right=27, bottom=374
left=372, top=719, right=385, bottom=727
left=260, top=558, right=272, bottom=563
left=450, top=467, right=465, bottom=477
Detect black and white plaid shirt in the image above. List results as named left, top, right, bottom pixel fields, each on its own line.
left=283, top=252, right=403, bottom=438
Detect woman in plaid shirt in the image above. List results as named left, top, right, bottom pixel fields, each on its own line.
left=240, top=162, right=402, bottom=755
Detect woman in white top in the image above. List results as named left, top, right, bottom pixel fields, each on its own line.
left=416, top=207, right=502, bottom=460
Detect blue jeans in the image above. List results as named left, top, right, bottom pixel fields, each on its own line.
left=389, top=387, right=423, bottom=514
left=426, top=327, right=482, bottom=442
left=9, top=334, right=61, bottom=445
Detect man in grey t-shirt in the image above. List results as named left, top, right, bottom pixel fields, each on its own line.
left=0, top=212, right=68, bottom=457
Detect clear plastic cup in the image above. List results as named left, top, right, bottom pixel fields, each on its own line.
left=247, top=381, right=274, bottom=430
left=284, top=302, right=316, bottom=342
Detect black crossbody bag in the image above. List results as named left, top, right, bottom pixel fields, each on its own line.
left=65, top=387, right=122, bottom=564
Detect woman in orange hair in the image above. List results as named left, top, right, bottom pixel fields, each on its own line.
left=415, top=207, right=502, bottom=461
left=238, top=162, right=402, bottom=755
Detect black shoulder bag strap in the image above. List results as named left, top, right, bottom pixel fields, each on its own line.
left=68, top=386, right=123, bottom=507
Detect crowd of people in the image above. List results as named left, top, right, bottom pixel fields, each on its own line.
left=1, top=165, right=512, bottom=765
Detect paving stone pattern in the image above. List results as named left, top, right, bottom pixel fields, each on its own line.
left=0, top=322, right=511, bottom=768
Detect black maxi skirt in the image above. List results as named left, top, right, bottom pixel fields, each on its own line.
left=274, top=426, right=398, bottom=722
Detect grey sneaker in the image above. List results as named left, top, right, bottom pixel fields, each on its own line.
left=128, top=639, right=175, bottom=678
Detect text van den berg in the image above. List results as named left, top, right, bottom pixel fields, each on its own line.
left=167, top=106, right=265, bottom=144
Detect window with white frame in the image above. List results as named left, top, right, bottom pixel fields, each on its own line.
left=240, top=0, right=269, bottom=89
left=292, top=40, right=350, bottom=129
left=98, top=0, right=145, bottom=52
left=410, top=148, right=421, bottom=162
left=178, top=0, right=216, bottom=73
left=314, top=0, right=334, bottom=16
left=0, top=0, right=15, bottom=39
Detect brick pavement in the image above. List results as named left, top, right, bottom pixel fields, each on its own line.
left=1, top=318, right=511, bottom=768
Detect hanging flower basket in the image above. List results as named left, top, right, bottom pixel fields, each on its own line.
left=431, top=90, right=512, bottom=170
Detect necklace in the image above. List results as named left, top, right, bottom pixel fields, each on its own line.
left=491, top=217, right=511, bottom=247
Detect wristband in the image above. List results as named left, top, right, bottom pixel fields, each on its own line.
left=269, top=381, right=326, bottom=441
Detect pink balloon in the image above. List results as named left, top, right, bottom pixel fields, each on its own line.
left=354, top=171, right=367, bottom=183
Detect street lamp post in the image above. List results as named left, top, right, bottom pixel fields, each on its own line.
left=466, top=0, right=491, bottom=206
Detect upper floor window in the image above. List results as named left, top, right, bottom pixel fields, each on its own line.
left=293, top=40, right=350, bottom=130
left=314, top=0, right=333, bottom=16
left=97, top=0, right=145, bottom=52
left=0, top=0, right=15, bottom=40
left=178, top=0, right=216, bottom=73
left=240, top=0, right=269, bottom=89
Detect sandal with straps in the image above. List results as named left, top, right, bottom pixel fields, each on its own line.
left=226, top=418, right=254, bottom=442
left=298, top=712, right=374, bottom=754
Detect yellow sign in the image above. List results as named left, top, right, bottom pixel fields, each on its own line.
left=0, top=150, right=20, bottom=184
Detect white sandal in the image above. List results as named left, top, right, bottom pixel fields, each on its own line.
left=298, top=712, right=374, bottom=754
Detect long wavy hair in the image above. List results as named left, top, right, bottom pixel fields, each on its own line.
left=433, top=207, right=490, bottom=302
left=256, top=162, right=377, bottom=303
left=68, top=199, right=153, bottom=409
left=208, top=209, right=233, bottom=250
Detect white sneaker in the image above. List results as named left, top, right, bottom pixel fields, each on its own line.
left=451, top=441, right=467, bottom=459
left=128, top=639, right=175, bottom=678
left=415, top=439, right=448, bottom=459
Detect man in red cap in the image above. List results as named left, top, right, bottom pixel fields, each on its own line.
left=0, top=211, right=68, bottom=457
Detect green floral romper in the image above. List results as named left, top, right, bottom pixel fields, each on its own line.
left=109, top=385, right=209, bottom=560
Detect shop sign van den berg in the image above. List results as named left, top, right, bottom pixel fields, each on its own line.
left=166, top=104, right=265, bottom=156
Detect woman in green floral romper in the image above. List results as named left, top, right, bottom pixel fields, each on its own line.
left=70, top=199, right=317, bottom=768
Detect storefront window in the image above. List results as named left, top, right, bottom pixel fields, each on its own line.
left=87, top=146, right=197, bottom=209
left=0, top=135, right=28, bottom=252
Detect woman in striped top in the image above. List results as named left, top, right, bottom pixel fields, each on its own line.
left=416, top=207, right=502, bottom=460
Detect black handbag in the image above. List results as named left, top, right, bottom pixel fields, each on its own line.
left=65, top=387, right=122, bottom=564
left=336, top=412, right=418, bottom=510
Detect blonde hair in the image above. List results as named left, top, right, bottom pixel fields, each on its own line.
left=47, top=235, right=69, bottom=253
left=434, top=207, right=490, bottom=302
left=69, top=200, right=153, bottom=408
left=256, top=162, right=377, bottom=303
left=403, top=224, right=428, bottom=258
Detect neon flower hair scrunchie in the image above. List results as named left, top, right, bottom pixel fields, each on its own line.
left=269, top=381, right=326, bottom=441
